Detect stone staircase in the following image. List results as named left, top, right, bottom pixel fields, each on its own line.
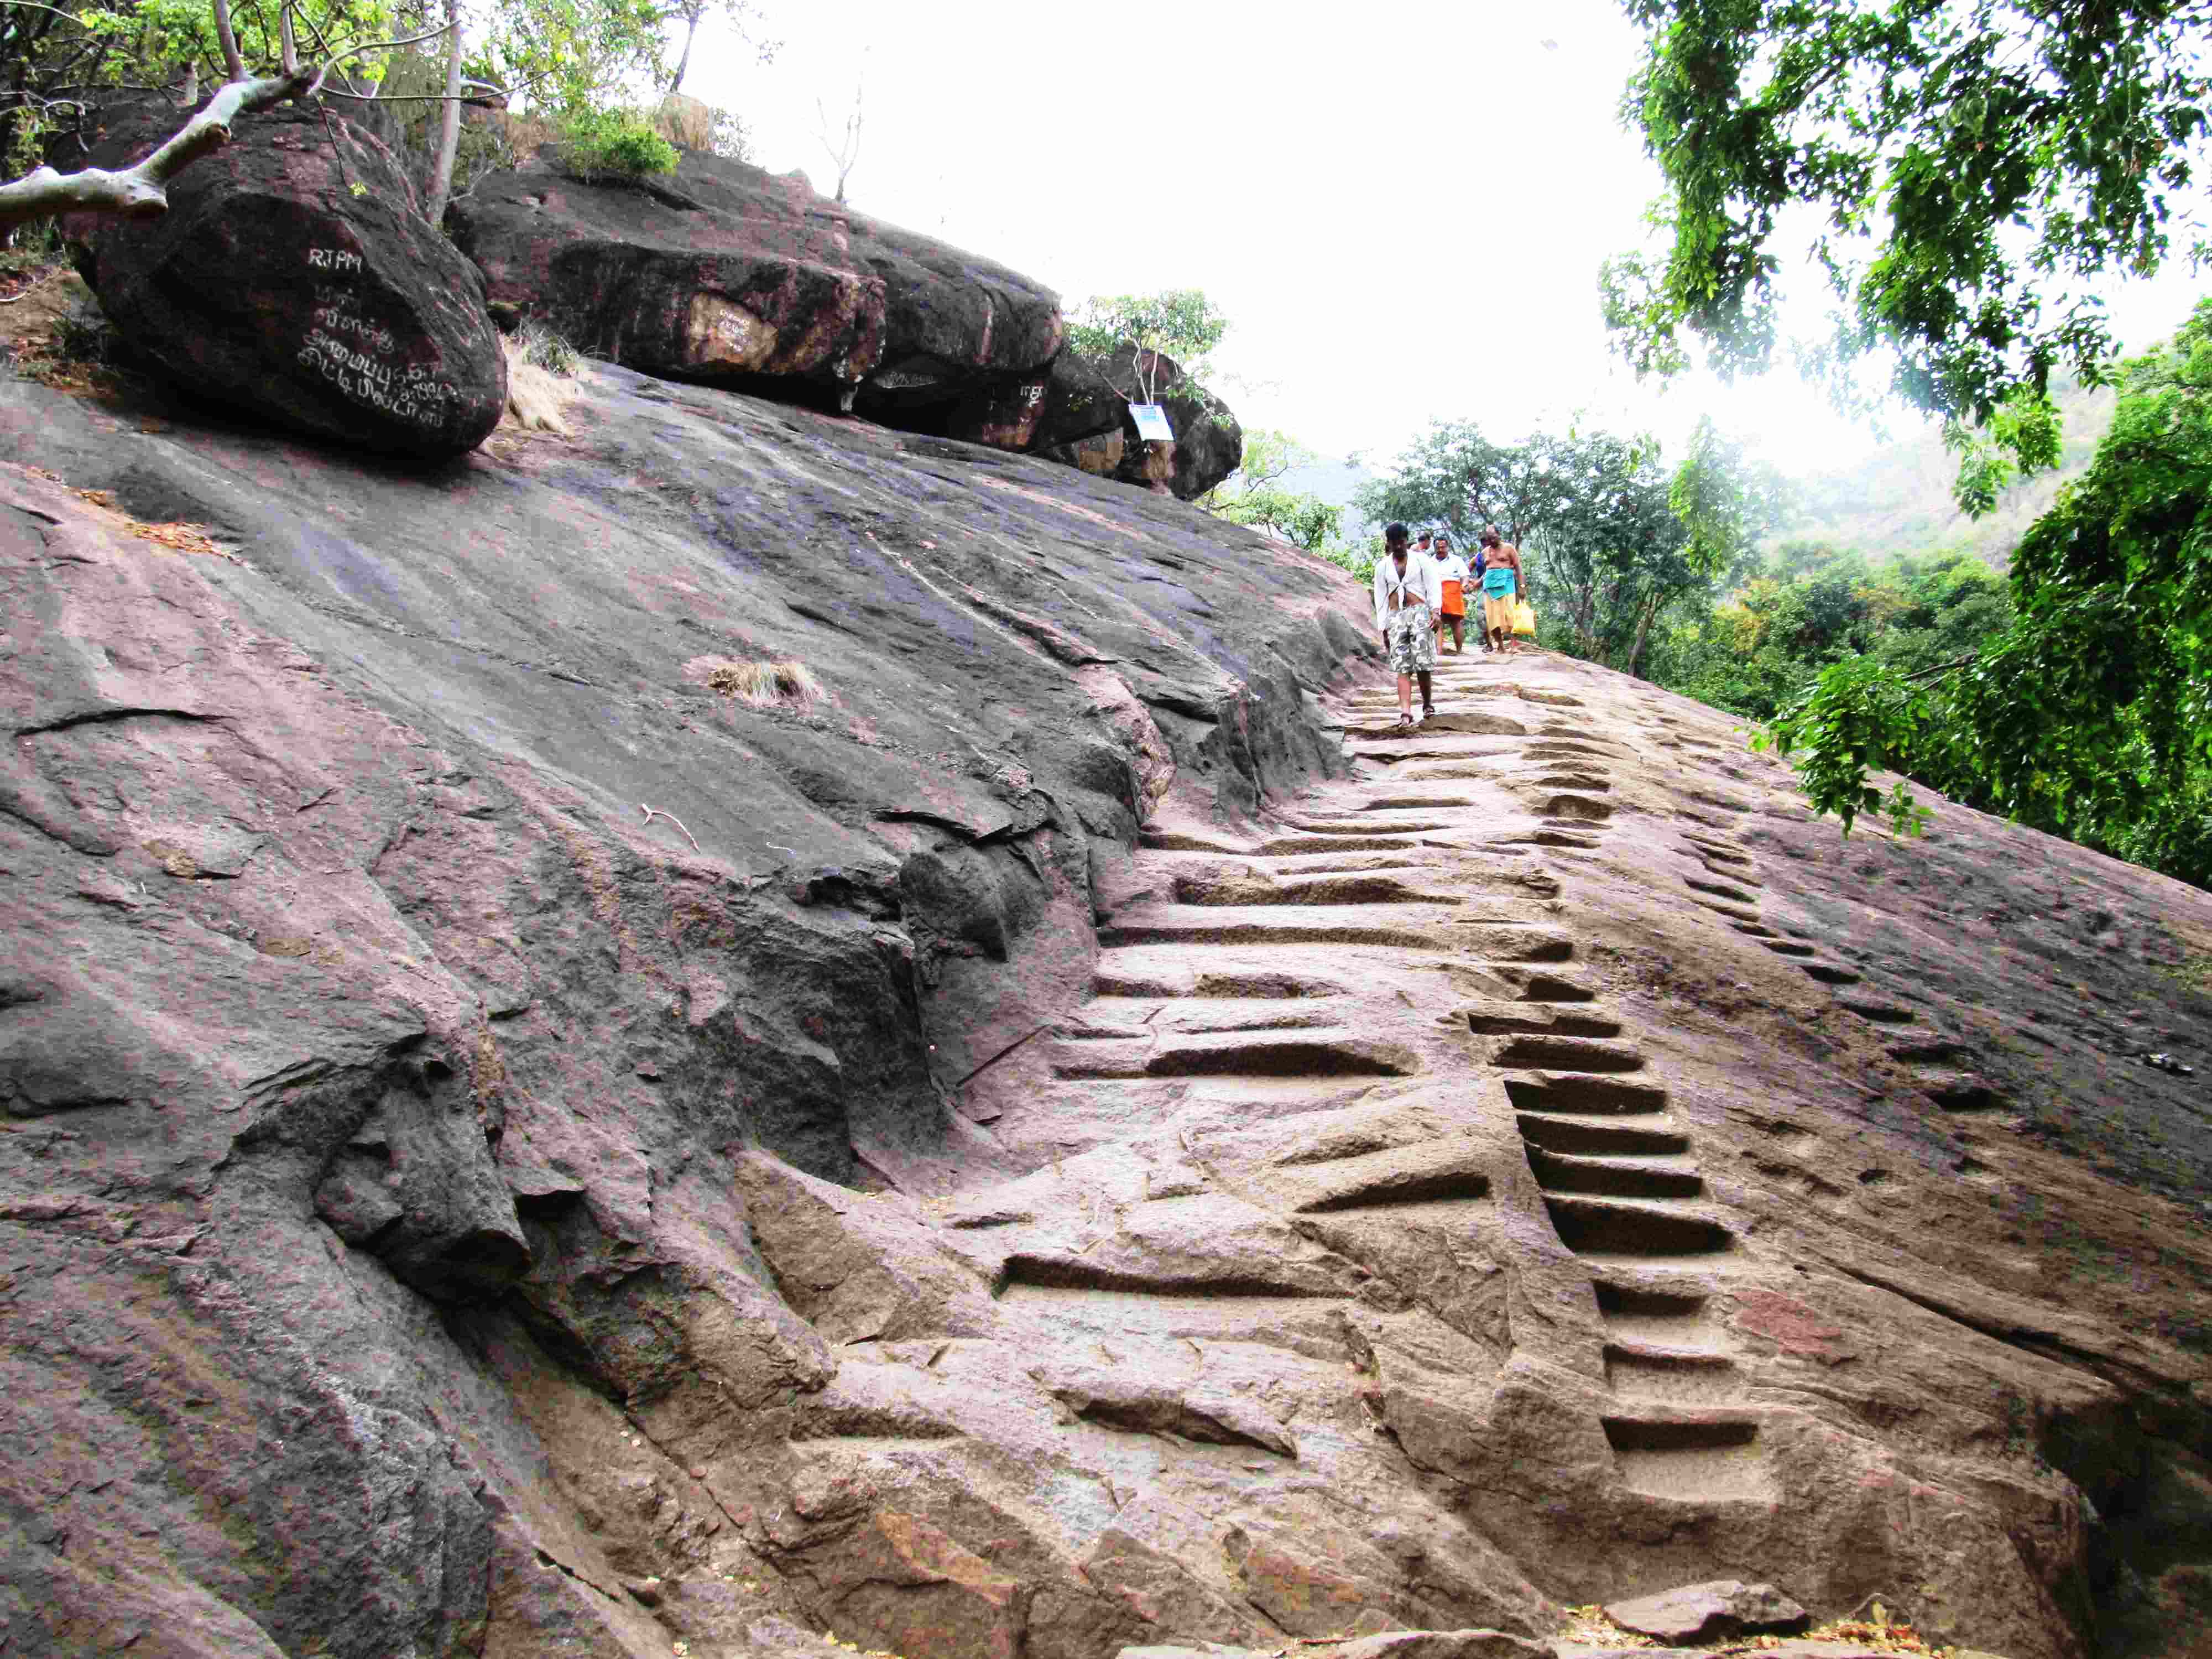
left=1010, top=649, right=1801, bottom=1507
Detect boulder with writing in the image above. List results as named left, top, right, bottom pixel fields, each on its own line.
left=62, top=101, right=505, bottom=462
left=448, top=149, right=1062, bottom=444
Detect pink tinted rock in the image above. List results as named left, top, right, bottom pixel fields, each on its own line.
left=1603, top=1579, right=1808, bottom=1642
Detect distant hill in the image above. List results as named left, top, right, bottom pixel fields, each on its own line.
left=1779, top=378, right=2116, bottom=567
left=1276, top=452, right=1380, bottom=538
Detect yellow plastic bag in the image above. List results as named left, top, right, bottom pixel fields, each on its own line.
left=1511, top=599, right=1537, bottom=637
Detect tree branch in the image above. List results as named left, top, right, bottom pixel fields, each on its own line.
left=0, top=1, right=97, bottom=23
left=0, top=68, right=315, bottom=230
left=212, top=0, right=247, bottom=84
left=1900, top=652, right=1978, bottom=682
left=321, top=84, right=507, bottom=106
left=324, top=20, right=461, bottom=67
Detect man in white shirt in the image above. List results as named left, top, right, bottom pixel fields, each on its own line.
left=1371, top=521, right=1443, bottom=726
left=1431, top=531, right=1472, bottom=654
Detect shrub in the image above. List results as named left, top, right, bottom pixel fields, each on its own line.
left=515, top=319, right=581, bottom=378
left=561, top=108, right=680, bottom=182
left=698, top=658, right=823, bottom=711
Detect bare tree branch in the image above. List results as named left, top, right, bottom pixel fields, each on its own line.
left=1900, top=653, right=1978, bottom=683
left=0, top=0, right=495, bottom=235
left=324, top=19, right=464, bottom=65
left=0, top=67, right=315, bottom=230
left=424, top=0, right=465, bottom=224
left=212, top=0, right=247, bottom=84
left=812, top=79, right=862, bottom=205
left=320, top=85, right=506, bottom=105
left=0, top=2, right=99, bottom=24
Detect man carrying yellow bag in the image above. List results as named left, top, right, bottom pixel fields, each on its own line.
left=1476, top=528, right=1525, bottom=653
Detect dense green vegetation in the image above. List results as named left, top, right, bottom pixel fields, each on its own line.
left=1597, top=2, right=2212, bottom=887
left=557, top=102, right=680, bottom=178
left=1645, top=543, right=2013, bottom=725
left=0, top=0, right=764, bottom=220
left=1197, top=429, right=1345, bottom=551
left=1608, top=0, right=2212, bottom=495
left=1752, top=303, right=2212, bottom=889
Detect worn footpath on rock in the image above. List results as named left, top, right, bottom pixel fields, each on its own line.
left=0, top=347, right=2208, bottom=1659
left=958, top=648, right=2212, bottom=1659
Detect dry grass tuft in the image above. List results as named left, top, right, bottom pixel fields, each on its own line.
left=689, top=655, right=825, bottom=711
left=503, top=351, right=575, bottom=435
left=1556, top=1598, right=1978, bottom=1656
left=499, top=329, right=582, bottom=437
left=654, top=93, right=714, bottom=150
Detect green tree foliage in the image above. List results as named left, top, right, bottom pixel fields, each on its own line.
left=1354, top=419, right=1564, bottom=549
left=1199, top=429, right=1345, bottom=551
left=1606, top=0, right=2212, bottom=482
left=24, top=0, right=411, bottom=104
left=0, top=0, right=734, bottom=196
left=1751, top=302, right=2212, bottom=888
left=1648, top=543, right=2015, bottom=720
left=1067, top=288, right=1228, bottom=397
left=1672, top=418, right=1790, bottom=576
left=557, top=101, right=677, bottom=177
left=474, top=0, right=665, bottom=116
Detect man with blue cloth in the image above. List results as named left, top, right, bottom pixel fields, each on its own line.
left=1477, top=527, right=1524, bottom=654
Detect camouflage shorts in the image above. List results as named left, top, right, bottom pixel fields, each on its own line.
left=1386, top=606, right=1436, bottom=675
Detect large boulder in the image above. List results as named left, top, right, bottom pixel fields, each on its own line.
left=448, top=150, right=1065, bottom=445
left=1097, top=344, right=1242, bottom=499
left=61, top=102, right=505, bottom=462
left=1030, top=348, right=1129, bottom=474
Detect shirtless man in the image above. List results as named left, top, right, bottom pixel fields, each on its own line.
left=1477, top=527, right=1524, bottom=653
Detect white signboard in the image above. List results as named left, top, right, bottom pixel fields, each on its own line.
left=1129, top=402, right=1175, bottom=443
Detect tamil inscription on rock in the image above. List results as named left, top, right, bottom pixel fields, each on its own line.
left=296, top=245, right=460, bottom=429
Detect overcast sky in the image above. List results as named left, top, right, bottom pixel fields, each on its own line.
left=686, top=0, right=2201, bottom=477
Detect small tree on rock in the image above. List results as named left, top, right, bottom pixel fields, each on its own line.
left=1067, top=288, right=1228, bottom=403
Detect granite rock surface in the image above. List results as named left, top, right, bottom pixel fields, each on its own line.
left=0, top=357, right=2205, bottom=1659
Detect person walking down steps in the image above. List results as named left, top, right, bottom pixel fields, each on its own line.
left=1373, top=521, right=1442, bottom=726
left=1432, top=532, right=1471, bottom=654
left=1469, top=533, right=1494, bottom=651
left=1478, top=526, right=1524, bottom=653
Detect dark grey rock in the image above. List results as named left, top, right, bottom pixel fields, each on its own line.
left=61, top=103, right=504, bottom=460
left=450, top=149, right=1063, bottom=446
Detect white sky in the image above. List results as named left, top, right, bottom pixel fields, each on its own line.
left=686, top=0, right=2204, bottom=477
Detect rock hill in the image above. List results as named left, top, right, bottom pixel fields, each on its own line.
left=0, top=353, right=2206, bottom=1659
